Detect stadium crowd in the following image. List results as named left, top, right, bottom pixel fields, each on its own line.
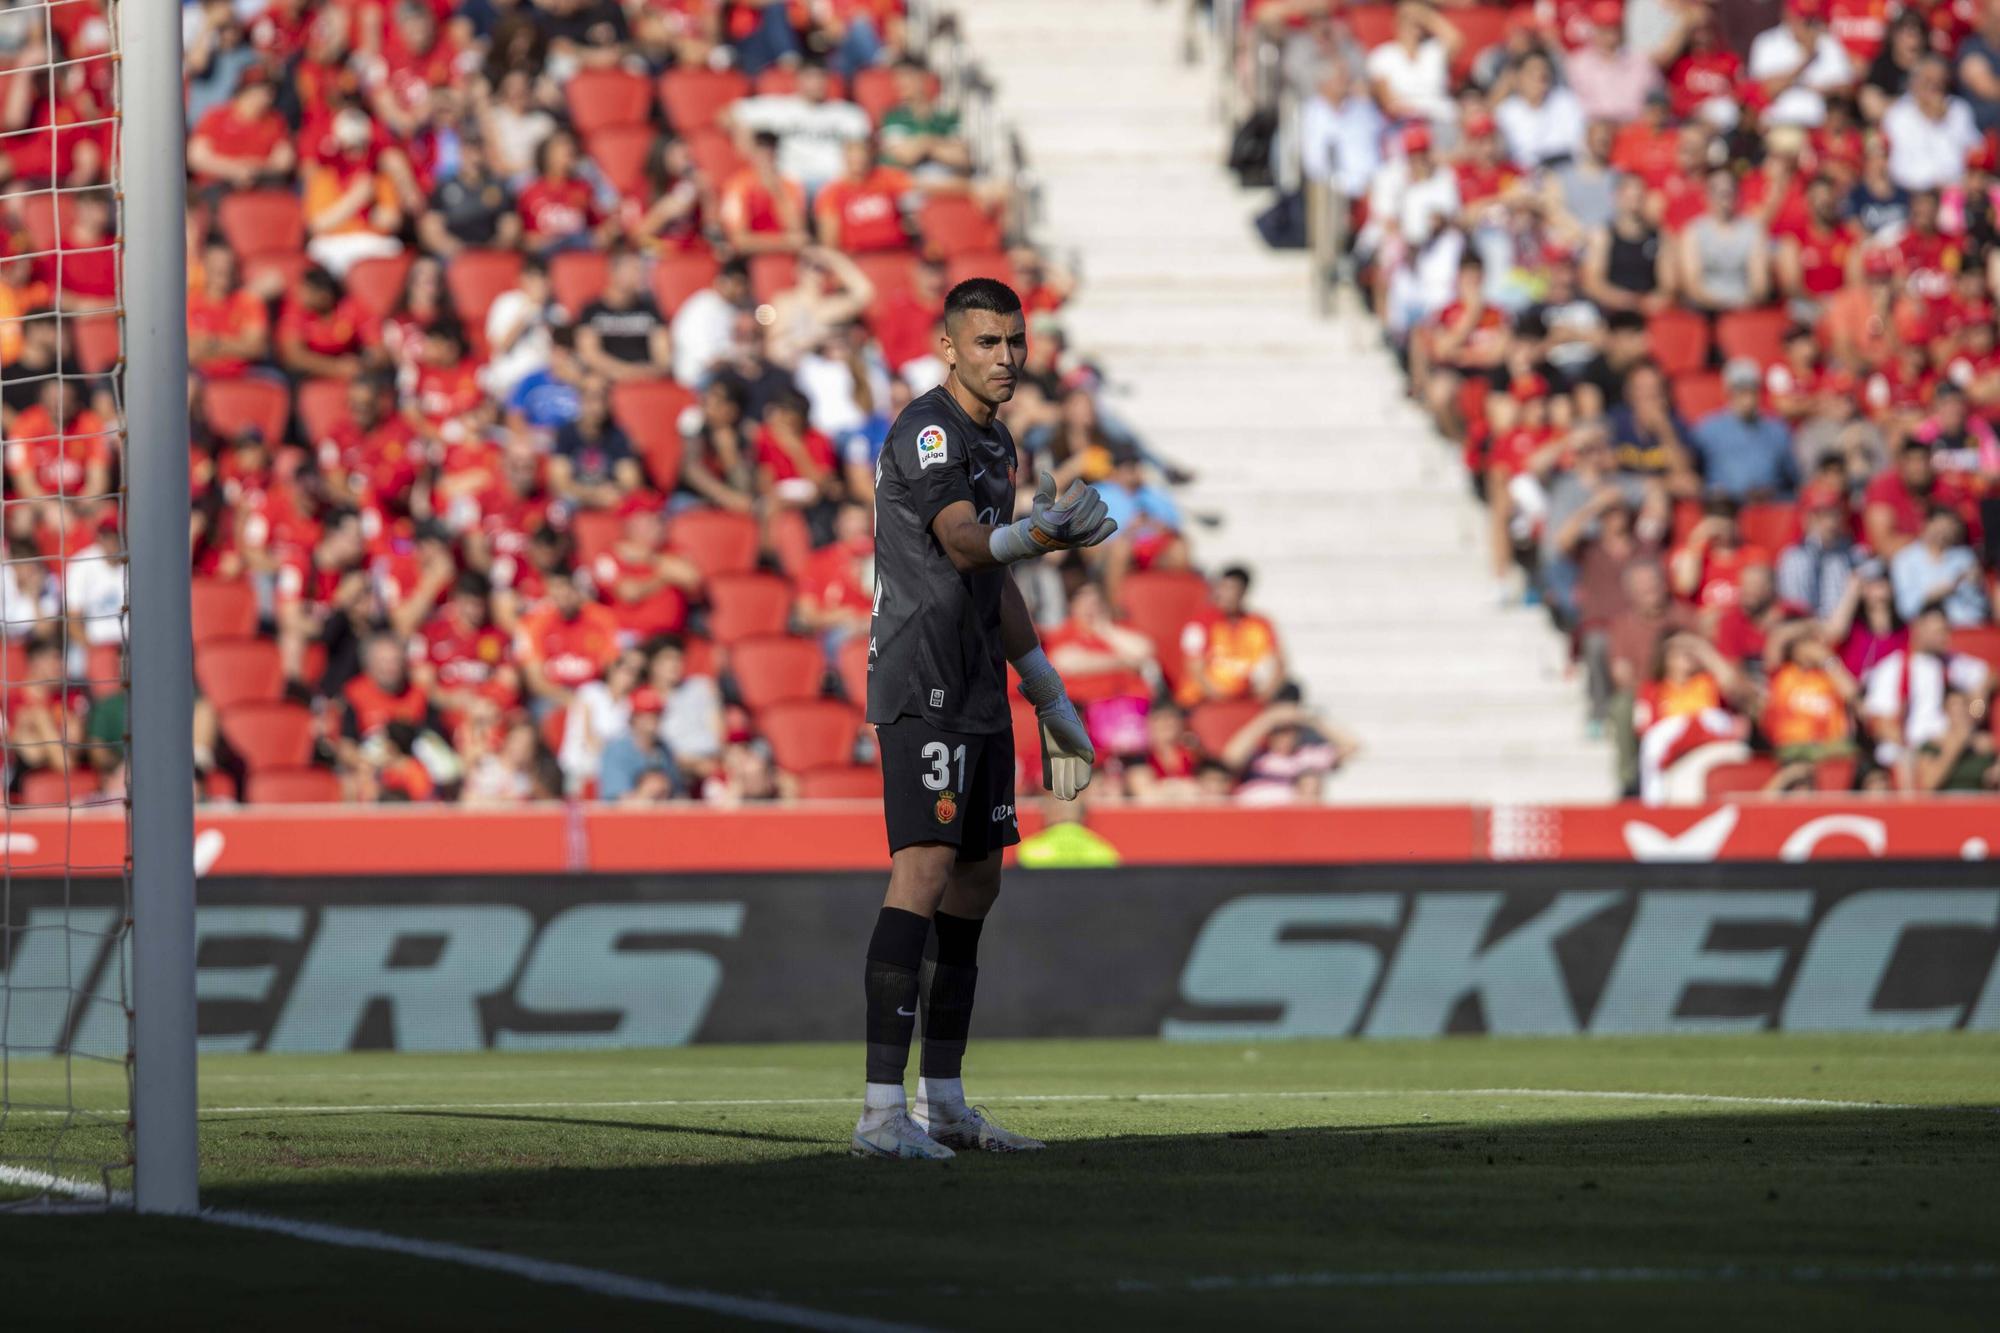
left=1251, top=0, right=2000, bottom=798
left=0, top=0, right=1344, bottom=808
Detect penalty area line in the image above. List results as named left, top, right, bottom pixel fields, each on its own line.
left=2, top=1165, right=931, bottom=1332
left=1114, top=1261, right=2000, bottom=1294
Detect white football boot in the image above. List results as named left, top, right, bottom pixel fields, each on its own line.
left=915, top=1103, right=1045, bottom=1153
left=851, top=1109, right=956, bottom=1161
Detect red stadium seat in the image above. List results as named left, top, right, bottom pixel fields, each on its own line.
left=243, top=251, right=311, bottom=294
left=853, top=251, right=918, bottom=305
left=754, top=66, right=847, bottom=99
left=1341, top=5, right=1397, bottom=47
left=195, top=638, right=283, bottom=709
left=610, top=379, right=697, bottom=472
left=798, top=764, right=881, bottom=799
left=19, top=190, right=74, bottom=257
left=749, top=251, right=798, bottom=304
left=707, top=572, right=793, bottom=644
left=916, top=196, right=1003, bottom=259
left=659, top=68, right=749, bottom=133
left=191, top=578, right=257, bottom=644
left=945, top=250, right=1015, bottom=291
left=1949, top=626, right=2000, bottom=674
left=1670, top=497, right=1706, bottom=546
left=852, top=66, right=928, bottom=124
left=566, top=67, right=654, bottom=136
left=768, top=507, right=813, bottom=580
left=1671, top=370, right=1726, bottom=422
left=218, top=190, right=305, bottom=259
left=246, top=767, right=342, bottom=805
left=1647, top=308, right=1710, bottom=378
left=1715, top=307, right=1791, bottom=367
left=84, top=643, right=122, bottom=697
left=756, top=699, right=861, bottom=773
left=586, top=124, right=658, bottom=197
left=684, top=127, right=747, bottom=188
left=73, top=316, right=120, bottom=373
left=550, top=250, right=611, bottom=318
left=219, top=702, right=316, bottom=770
left=297, top=377, right=353, bottom=445
left=571, top=509, right=625, bottom=568
left=682, top=635, right=719, bottom=680
left=1118, top=569, right=1211, bottom=668
left=729, top=634, right=825, bottom=710
left=836, top=632, right=870, bottom=704
left=1705, top=757, right=1781, bottom=798
left=1449, top=7, right=1511, bottom=79
left=1813, top=755, right=1858, bottom=793
left=344, top=253, right=414, bottom=319
left=1188, top=699, right=1265, bottom=757
left=1737, top=502, right=1797, bottom=553
left=16, top=767, right=101, bottom=807
left=202, top=377, right=290, bottom=445
left=446, top=249, right=525, bottom=330
left=668, top=508, right=760, bottom=582
left=652, top=249, right=719, bottom=316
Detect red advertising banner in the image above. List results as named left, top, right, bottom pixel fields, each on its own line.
left=4, top=798, right=1994, bottom=877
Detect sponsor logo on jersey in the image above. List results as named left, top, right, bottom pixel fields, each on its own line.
left=929, top=688, right=945, bottom=708
left=934, top=792, right=958, bottom=824
left=916, top=424, right=948, bottom=470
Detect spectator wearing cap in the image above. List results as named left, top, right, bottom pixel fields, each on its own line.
left=728, top=57, right=872, bottom=198
left=1690, top=359, right=1800, bottom=501
left=1366, top=2, right=1463, bottom=126
left=1566, top=1, right=1663, bottom=123
left=1747, top=0, right=1858, bottom=128
left=1777, top=488, right=1863, bottom=618
left=1360, top=124, right=1461, bottom=327
left=594, top=503, right=702, bottom=641
left=1495, top=50, right=1587, bottom=169
left=1882, top=55, right=1983, bottom=192
left=1678, top=170, right=1770, bottom=314
left=1891, top=507, right=1991, bottom=625
left=599, top=687, right=682, bottom=804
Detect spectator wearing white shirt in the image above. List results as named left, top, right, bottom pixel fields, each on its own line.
left=727, top=58, right=872, bottom=197
left=1495, top=52, right=1587, bottom=169
left=1861, top=605, right=1992, bottom=780
left=1881, top=56, right=1982, bottom=192
left=63, top=525, right=124, bottom=676
left=1366, top=3, right=1462, bottom=126
left=1746, top=0, right=1857, bottom=129
left=669, top=259, right=752, bottom=388
left=1299, top=61, right=1386, bottom=201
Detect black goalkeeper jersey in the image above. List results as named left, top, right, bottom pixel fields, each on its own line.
left=865, top=385, right=1018, bottom=734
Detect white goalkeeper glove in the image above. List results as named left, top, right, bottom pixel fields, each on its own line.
left=1014, top=646, right=1093, bottom=801
left=988, top=470, right=1120, bottom=565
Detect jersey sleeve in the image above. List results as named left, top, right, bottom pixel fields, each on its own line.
left=886, top=406, right=974, bottom=529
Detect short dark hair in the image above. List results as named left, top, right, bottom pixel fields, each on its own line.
left=453, top=569, right=491, bottom=601
left=1220, top=565, right=1253, bottom=588
left=944, top=278, right=1023, bottom=328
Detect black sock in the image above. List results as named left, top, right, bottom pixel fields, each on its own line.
left=864, top=907, right=930, bottom=1086
left=921, top=912, right=983, bottom=1080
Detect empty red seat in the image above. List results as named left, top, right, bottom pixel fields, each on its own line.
left=1449, top=7, right=1511, bottom=79
left=917, top=196, right=1003, bottom=259
left=203, top=377, right=290, bottom=445
left=1647, top=308, right=1710, bottom=378
left=297, top=377, right=352, bottom=445
left=1188, top=698, right=1266, bottom=757
left=768, top=506, right=813, bottom=580
left=1813, top=755, right=1858, bottom=793
left=191, top=578, right=257, bottom=644
left=16, top=767, right=102, bottom=807
left=669, top=508, right=760, bottom=583
left=85, top=643, right=122, bottom=697
left=1737, top=502, right=1797, bottom=553
left=707, top=572, right=793, bottom=644
left=798, top=764, right=881, bottom=799
left=218, top=190, right=305, bottom=259
left=659, top=67, right=749, bottom=133
left=756, top=699, right=861, bottom=773
left=853, top=251, right=918, bottom=305
left=1119, top=570, right=1211, bottom=668
left=753, top=66, right=847, bottom=99
left=852, top=66, right=928, bottom=124
left=344, top=253, right=414, bottom=319
left=1949, top=626, right=2000, bottom=674
left=566, top=67, right=654, bottom=135
left=945, top=250, right=1015, bottom=291
left=586, top=123, right=658, bottom=197
left=1341, top=5, right=1397, bottom=47
left=447, top=249, right=525, bottom=329
left=749, top=252, right=798, bottom=304
left=1671, top=370, right=1726, bottom=422
left=246, top=767, right=342, bottom=805
left=730, top=634, right=824, bottom=710
left=219, top=702, right=315, bottom=770
left=836, top=632, right=870, bottom=704
left=73, top=316, right=120, bottom=373
left=652, top=249, right=719, bottom=315
left=243, top=251, right=311, bottom=293
left=684, top=127, right=747, bottom=188
left=551, top=249, right=611, bottom=317
left=610, top=379, right=697, bottom=471
left=196, top=638, right=283, bottom=709
left=1715, top=307, right=1790, bottom=367
left=571, top=509, right=624, bottom=568
left=1705, top=757, right=1781, bottom=798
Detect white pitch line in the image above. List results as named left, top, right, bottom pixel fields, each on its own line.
left=1114, top=1262, right=2000, bottom=1294
left=8, top=1085, right=1985, bottom=1119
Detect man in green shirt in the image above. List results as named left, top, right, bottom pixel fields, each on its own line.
left=878, top=59, right=971, bottom=179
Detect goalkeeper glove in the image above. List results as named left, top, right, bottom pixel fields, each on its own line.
left=989, top=470, right=1121, bottom=565
left=1013, top=646, right=1094, bottom=801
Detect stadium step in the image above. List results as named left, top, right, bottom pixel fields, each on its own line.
left=959, top=0, right=1612, bottom=804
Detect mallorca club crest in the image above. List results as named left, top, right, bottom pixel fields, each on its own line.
left=934, top=791, right=958, bottom=824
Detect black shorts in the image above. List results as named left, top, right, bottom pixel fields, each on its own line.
left=877, top=716, right=1019, bottom=861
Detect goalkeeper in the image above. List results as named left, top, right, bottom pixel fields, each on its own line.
left=855, top=277, right=1116, bottom=1161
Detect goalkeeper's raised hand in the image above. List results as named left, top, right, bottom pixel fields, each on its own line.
left=1013, top=647, right=1094, bottom=801
left=988, top=470, right=1120, bottom=565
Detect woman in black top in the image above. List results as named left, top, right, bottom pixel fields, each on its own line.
left=1583, top=175, right=1672, bottom=314
left=1861, top=11, right=1929, bottom=122
left=676, top=372, right=758, bottom=513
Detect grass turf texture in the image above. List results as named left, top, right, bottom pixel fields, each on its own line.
left=3, top=1034, right=1997, bottom=1331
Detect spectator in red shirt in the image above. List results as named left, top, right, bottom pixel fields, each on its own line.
left=1864, top=438, right=1978, bottom=557
left=339, top=631, right=440, bottom=769
left=414, top=568, right=519, bottom=724
left=517, top=129, right=611, bottom=256
left=814, top=138, right=915, bottom=253
left=317, top=375, right=422, bottom=514
left=276, top=507, right=369, bottom=691
left=1122, top=700, right=1208, bottom=804
left=867, top=256, right=946, bottom=385
left=278, top=265, right=377, bottom=381
left=755, top=388, right=842, bottom=527
left=4, top=637, right=87, bottom=780
left=186, top=242, right=271, bottom=379
left=187, top=66, right=296, bottom=192
left=720, top=130, right=809, bottom=256
left=795, top=499, right=875, bottom=651
left=514, top=571, right=623, bottom=711
left=1046, top=581, right=1160, bottom=760
left=591, top=503, right=702, bottom=641
left=5, top=377, right=112, bottom=507
left=43, top=188, right=119, bottom=312
left=1774, top=173, right=1859, bottom=314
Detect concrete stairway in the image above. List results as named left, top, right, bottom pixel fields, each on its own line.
left=951, top=0, right=1611, bottom=804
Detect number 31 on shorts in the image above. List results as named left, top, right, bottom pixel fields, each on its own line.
left=920, top=741, right=967, bottom=792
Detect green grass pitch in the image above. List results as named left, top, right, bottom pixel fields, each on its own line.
left=4, top=1034, right=1997, bottom=1330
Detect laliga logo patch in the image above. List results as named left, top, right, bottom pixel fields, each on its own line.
left=916, top=424, right=948, bottom=470
left=934, top=791, right=958, bottom=824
